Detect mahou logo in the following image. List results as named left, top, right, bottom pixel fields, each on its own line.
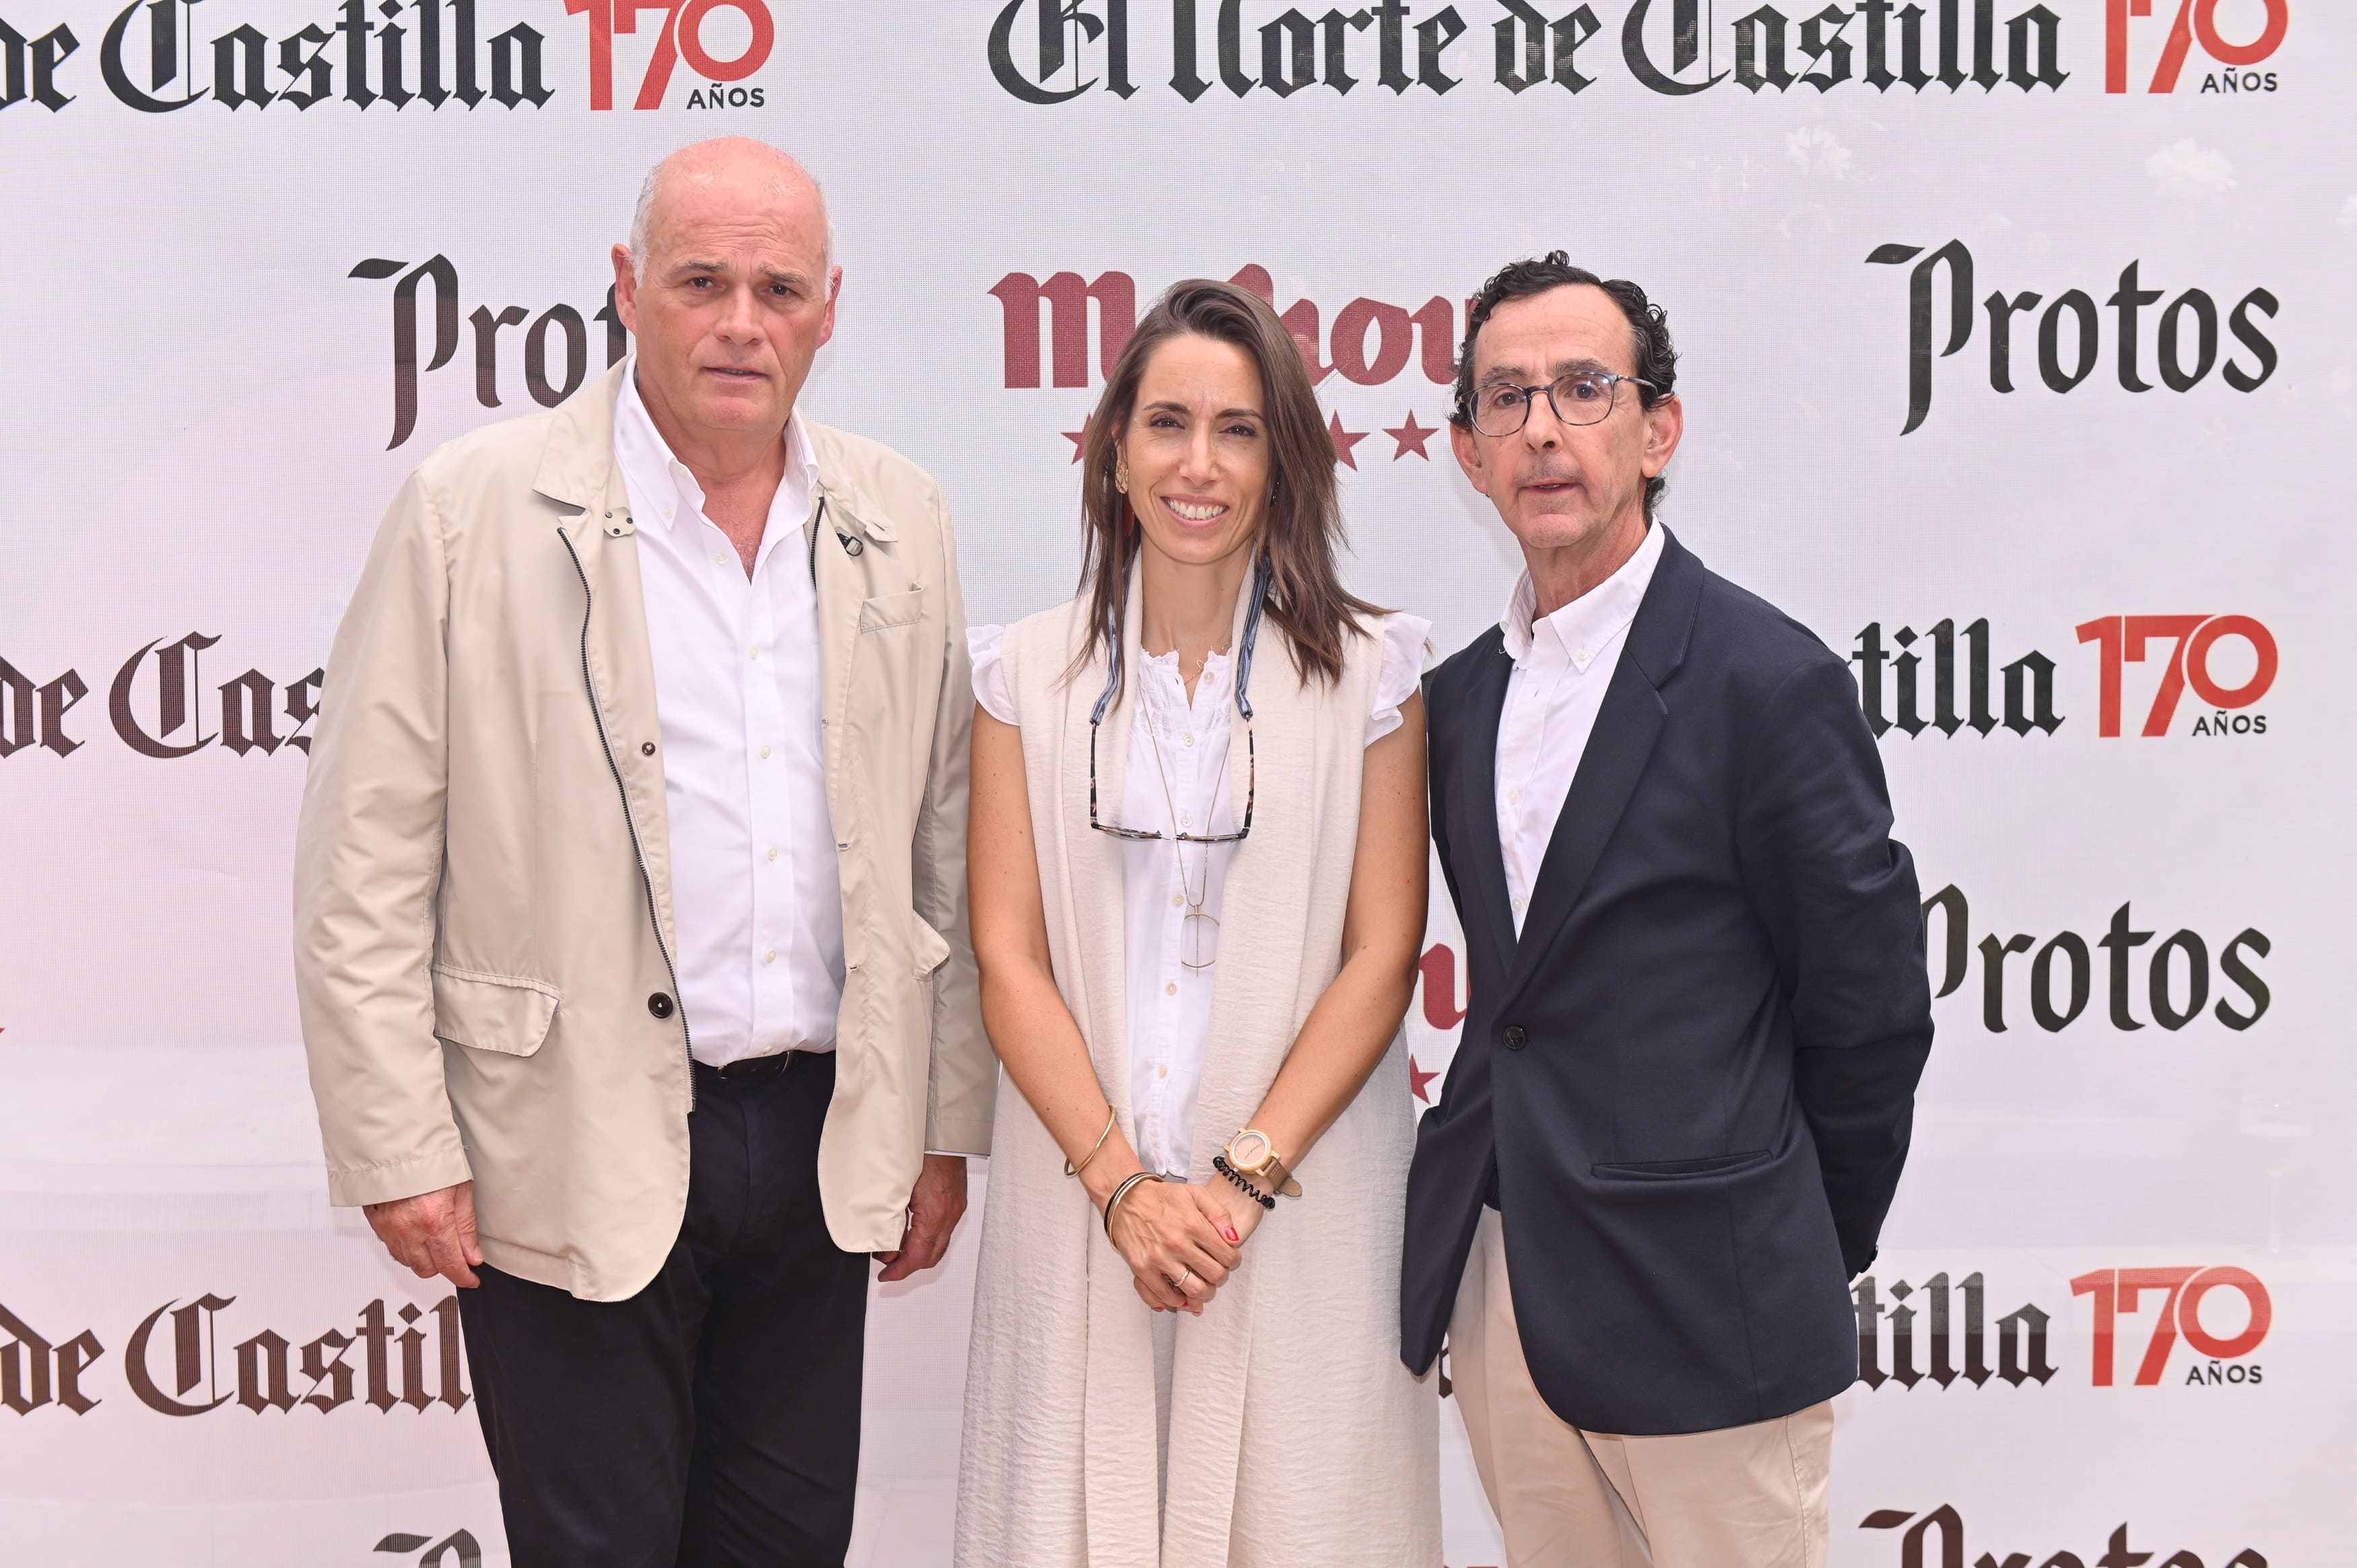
left=1847, top=614, right=2278, bottom=741
left=995, top=263, right=1463, bottom=468
left=987, top=0, right=2069, bottom=104
left=2106, top=0, right=2286, bottom=94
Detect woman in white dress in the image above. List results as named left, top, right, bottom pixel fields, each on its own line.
left=954, top=279, right=1440, bottom=1568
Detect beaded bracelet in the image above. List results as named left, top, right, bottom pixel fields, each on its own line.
left=1212, top=1154, right=1275, bottom=1211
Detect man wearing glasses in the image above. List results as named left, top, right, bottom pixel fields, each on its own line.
left=1401, top=253, right=1933, bottom=1567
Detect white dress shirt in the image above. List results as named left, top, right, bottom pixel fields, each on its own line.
left=970, top=613, right=1428, bottom=1176
left=1495, top=522, right=1664, bottom=933
left=613, top=363, right=844, bottom=1065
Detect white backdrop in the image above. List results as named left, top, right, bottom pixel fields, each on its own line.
left=2, top=2, right=2350, bottom=1563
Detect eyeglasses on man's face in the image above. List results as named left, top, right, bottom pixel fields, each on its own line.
left=1463, top=369, right=1655, bottom=438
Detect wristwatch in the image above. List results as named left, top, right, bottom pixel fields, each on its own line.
left=1223, top=1128, right=1302, bottom=1198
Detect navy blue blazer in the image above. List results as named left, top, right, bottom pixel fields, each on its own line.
left=1401, top=528, right=1933, bottom=1437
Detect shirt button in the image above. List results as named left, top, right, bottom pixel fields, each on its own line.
left=764, top=950, right=777, bottom=965
left=1183, top=734, right=1195, bottom=747
left=1180, top=813, right=1193, bottom=827
left=712, top=551, right=726, bottom=566
left=1165, top=982, right=1177, bottom=996
left=759, top=745, right=772, bottom=759
left=1158, top=1064, right=1169, bottom=1078
left=1507, top=789, right=1521, bottom=805
left=766, top=847, right=779, bottom=861
left=1172, top=894, right=1183, bottom=908
left=749, top=648, right=761, bottom=661
left=1576, top=648, right=1591, bottom=662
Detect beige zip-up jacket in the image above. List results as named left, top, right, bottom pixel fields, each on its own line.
left=293, top=364, right=993, bottom=1302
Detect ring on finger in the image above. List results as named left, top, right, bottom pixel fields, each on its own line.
left=1175, top=1267, right=1196, bottom=1293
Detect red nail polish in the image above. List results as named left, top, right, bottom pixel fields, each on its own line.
left=1224, top=1227, right=1239, bottom=1244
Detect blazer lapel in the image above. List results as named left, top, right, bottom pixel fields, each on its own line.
left=1498, top=529, right=1706, bottom=1010
left=1454, top=635, right=1521, bottom=969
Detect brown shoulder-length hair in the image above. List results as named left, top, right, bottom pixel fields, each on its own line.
left=1067, top=278, right=1381, bottom=699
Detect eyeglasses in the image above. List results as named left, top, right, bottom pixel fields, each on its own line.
left=1086, top=553, right=1269, bottom=846
left=1463, top=369, right=1655, bottom=438
left=1088, top=712, right=1255, bottom=844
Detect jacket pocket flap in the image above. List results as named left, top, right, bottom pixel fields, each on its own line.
left=431, top=967, right=558, bottom=1057
left=912, top=916, right=952, bottom=978
left=1591, top=1149, right=1770, bottom=1182
left=858, top=589, right=927, bottom=634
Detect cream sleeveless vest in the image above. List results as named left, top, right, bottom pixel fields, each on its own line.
left=954, top=576, right=1440, bottom=1568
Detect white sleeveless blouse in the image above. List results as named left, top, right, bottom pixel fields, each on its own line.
left=969, top=612, right=1427, bottom=1175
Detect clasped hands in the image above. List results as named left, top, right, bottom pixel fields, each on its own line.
left=1103, top=1173, right=1266, bottom=1314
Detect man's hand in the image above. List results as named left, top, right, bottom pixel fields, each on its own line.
left=364, top=1180, right=484, bottom=1289
left=874, top=1153, right=968, bottom=1283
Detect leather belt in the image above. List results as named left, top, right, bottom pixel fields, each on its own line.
left=699, top=1051, right=800, bottom=1083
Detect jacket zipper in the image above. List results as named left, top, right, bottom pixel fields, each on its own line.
left=806, top=493, right=829, bottom=585
left=558, top=523, right=696, bottom=1107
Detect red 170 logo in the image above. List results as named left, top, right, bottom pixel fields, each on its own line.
left=2106, top=0, right=2288, bottom=93
left=2075, top=615, right=2276, bottom=737
left=2071, top=1266, right=2271, bottom=1386
left=562, top=0, right=774, bottom=110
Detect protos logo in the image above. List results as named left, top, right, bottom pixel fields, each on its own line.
left=2106, top=0, right=2286, bottom=94
left=560, top=0, right=774, bottom=110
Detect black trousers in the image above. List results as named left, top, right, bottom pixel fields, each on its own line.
left=457, top=1054, right=869, bottom=1568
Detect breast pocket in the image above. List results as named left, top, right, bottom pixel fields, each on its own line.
left=857, top=588, right=928, bottom=634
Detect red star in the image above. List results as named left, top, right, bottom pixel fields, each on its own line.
left=1063, top=417, right=1089, bottom=463
left=1408, top=1054, right=1439, bottom=1104
left=1327, top=410, right=1368, bottom=470
left=1385, top=411, right=1438, bottom=461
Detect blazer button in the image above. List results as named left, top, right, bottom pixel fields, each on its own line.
left=1500, top=1025, right=1527, bottom=1050
left=648, top=992, right=675, bottom=1020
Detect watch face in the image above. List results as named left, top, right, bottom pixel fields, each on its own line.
left=1230, top=1130, right=1272, bottom=1171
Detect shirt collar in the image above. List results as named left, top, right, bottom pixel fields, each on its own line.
left=1499, top=521, right=1665, bottom=671
left=613, top=353, right=818, bottom=534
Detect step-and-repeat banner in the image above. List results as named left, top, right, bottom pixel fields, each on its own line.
left=2, top=2, right=2348, bottom=1563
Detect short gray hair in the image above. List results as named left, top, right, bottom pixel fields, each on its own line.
left=628, top=141, right=834, bottom=283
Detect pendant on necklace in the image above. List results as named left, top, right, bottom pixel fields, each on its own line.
left=1181, top=909, right=1220, bottom=969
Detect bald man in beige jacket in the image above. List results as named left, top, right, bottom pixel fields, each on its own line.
left=293, top=139, right=991, bottom=1565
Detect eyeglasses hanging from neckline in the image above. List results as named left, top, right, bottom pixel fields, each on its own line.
left=1086, top=552, right=1266, bottom=846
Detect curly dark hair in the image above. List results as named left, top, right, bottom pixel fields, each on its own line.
left=1449, top=252, right=1680, bottom=521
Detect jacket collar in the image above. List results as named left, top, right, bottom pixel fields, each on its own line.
left=532, top=360, right=897, bottom=545
left=1491, top=525, right=1704, bottom=1007
left=533, top=362, right=630, bottom=522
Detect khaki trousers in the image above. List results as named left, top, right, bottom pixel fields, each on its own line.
left=1449, top=1210, right=1832, bottom=1568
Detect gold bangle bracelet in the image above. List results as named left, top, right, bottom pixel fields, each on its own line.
left=1103, top=1171, right=1164, bottom=1239
left=1064, top=1107, right=1117, bottom=1178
